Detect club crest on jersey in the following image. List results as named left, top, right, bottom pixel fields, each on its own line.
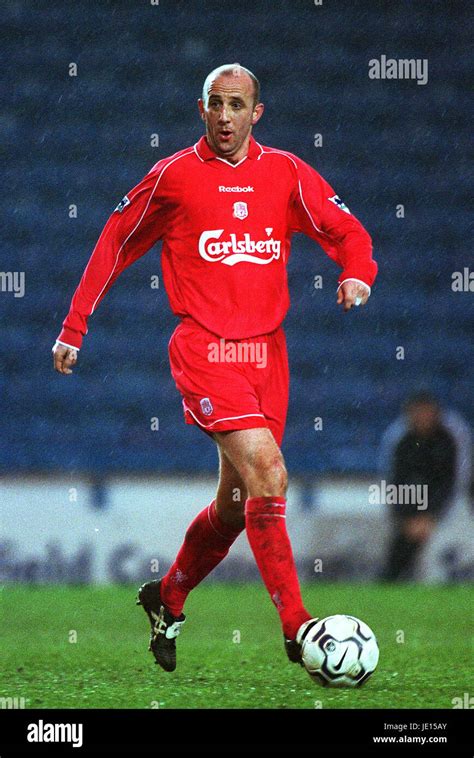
left=328, top=195, right=351, bottom=214
left=200, top=397, right=213, bottom=416
left=114, top=195, right=130, bottom=213
left=233, top=201, right=248, bottom=220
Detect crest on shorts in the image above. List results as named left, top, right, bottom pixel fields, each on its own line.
left=233, top=201, right=248, bottom=220
left=200, top=397, right=213, bottom=416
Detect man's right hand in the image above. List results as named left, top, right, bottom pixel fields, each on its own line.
left=52, top=342, right=78, bottom=375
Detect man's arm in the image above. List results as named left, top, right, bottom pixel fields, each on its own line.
left=289, top=156, right=378, bottom=311
left=53, top=161, right=170, bottom=374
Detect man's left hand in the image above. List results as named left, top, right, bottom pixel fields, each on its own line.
left=337, top=280, right=370, bottom=312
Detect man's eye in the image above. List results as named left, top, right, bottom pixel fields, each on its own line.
left=232, top=103, right=242, bottom=109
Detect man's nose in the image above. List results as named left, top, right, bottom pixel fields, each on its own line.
left=218, top=106, right=231, bottom=123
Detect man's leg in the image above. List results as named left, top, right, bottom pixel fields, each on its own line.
left=138, top=449, right=247, bottom=670
left=214, top=427, right=312, bottom=641
left=160, top=449, right=247, bottom=616
left=381, top=518, right=427, bottom=581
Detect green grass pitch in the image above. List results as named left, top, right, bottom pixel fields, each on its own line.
left=2, top=583, right=471, bottom=709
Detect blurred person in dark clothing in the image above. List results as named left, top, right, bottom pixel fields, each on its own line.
left=378, top=392, right=469, bottom=581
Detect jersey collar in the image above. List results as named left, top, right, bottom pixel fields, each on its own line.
left=195, top=135, right=262, bottom=163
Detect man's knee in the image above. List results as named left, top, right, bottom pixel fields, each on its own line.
left=214, top=428, right=288, bottom=498
left=244, top=450, right=288, bottom=497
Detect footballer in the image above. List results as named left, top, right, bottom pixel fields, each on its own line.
left=53, top=64, right=377, bottom=672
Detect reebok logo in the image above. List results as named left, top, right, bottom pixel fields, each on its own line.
left=218, top=185, right=254, bottom=192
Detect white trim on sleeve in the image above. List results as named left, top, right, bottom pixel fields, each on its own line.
left=52, top=340, right=80, bottom=352
left=337, top=278, right=371, bottom=296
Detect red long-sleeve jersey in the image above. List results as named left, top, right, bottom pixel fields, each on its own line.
left=57, top=135, right=377, bottom=349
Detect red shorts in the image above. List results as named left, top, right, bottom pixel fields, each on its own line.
left=168, top=318, right=289, bottom=446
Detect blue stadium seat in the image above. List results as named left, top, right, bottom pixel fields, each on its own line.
left=2, top=0, right=471, bottom=475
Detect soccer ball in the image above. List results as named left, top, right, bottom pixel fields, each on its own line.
left=298, top=614, right=379, bottom=688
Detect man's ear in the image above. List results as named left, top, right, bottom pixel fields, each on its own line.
left=252, top=102, right=264, bottom=126
left=198, top=98, right=206, bottom=121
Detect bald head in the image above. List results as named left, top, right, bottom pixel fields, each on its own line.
left=198, top=63, right=264, bottom=163
left=202, top=63, right=260, bottom=107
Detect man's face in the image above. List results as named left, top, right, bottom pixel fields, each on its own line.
left=198, top=73, right=263, bottom=160
left=407, top=402, right=439, bottom=436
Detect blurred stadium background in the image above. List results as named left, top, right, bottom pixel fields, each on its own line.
left=1, top=0, right=473, bottom=588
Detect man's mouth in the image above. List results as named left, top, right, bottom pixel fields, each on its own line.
left=219, top=130, right=233, bottom=141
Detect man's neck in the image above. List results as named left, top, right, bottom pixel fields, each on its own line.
left=206, top=134, right=251, bottom=164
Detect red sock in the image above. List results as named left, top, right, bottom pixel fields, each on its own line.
left=245, top=496, right=311, bottom=639
left=161, top=500, right=243, bottom=616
